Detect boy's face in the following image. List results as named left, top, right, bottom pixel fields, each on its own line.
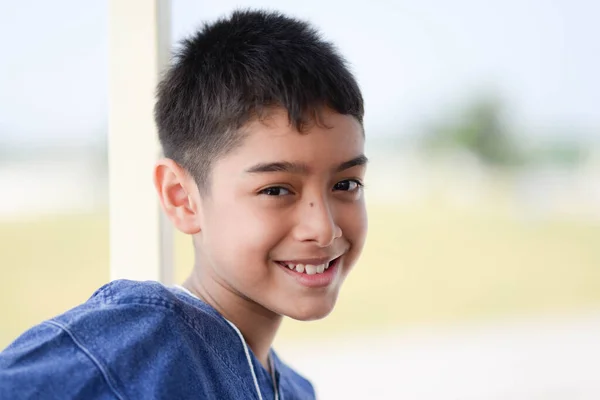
left=196, top=108, right=367, bottom=321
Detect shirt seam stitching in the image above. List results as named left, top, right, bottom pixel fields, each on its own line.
left=44, top=320, right=126, bottom=400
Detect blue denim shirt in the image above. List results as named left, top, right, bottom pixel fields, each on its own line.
left=0, top=280, right=315, bottom=399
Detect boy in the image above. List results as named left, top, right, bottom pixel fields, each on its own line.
left=0, top=9, right=367, bottom=399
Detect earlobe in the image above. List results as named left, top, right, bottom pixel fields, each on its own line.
left=153, top=159, right=202, bottom=234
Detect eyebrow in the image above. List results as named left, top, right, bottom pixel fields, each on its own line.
left=245, top=154, right=368, bottom=174
left=336, top=154, right=369, bottom=172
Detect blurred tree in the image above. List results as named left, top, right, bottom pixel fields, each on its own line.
left=423, top=94, right=521, bottom=166
left=527, top=140, right=587, bottom=168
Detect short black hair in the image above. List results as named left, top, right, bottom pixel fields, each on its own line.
left=154, top=9, right=364, bottom=191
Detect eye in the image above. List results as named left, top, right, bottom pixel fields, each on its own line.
left=333, top=179, right=362, bottom=192
left=259, top=186, right=291, bottom=196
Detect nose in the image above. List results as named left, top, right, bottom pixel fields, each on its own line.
left=293, top=197, right=342, bottom=247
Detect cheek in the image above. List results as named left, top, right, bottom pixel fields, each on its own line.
left=340, top=201, right=368, bottom=254
left=205, top=200, right=287, bottom=262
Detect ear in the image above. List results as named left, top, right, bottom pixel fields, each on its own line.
left=153, top=158, right=202, bottom=234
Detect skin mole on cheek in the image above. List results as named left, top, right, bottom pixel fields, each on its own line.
left=309, top=202, right=314, bottom=207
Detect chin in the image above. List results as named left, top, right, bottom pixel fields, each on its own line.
left=283, top=295, right=338, bottom=321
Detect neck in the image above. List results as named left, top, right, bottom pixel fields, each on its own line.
left=183, top=267, right=282, bottom=370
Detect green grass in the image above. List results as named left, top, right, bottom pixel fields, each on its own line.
left=2, top=202, right=600, bottom=348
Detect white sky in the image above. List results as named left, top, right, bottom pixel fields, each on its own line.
left=0, top=0, right=598, bottom=146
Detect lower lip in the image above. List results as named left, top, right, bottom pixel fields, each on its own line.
left=277, top=259, right=340, bottom=288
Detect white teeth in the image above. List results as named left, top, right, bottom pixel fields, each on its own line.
left=284, top=262, right=331, bottom=274
left=305, top=264, right=317, bottom=275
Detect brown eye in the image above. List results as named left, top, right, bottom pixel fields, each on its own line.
left=259, top=187, right=291, bottom=196
left=333, top=180, right=362, bottom=192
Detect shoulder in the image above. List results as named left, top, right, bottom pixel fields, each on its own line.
left=0, top=280, right=234, bottom=399
left=45, top=280, right=186, bottom=338
left=51, top=279, right=227, bottom=352
left=0, top=309, right=123, bottom=399
left=55, top=279, right=221, bottom=330
left=87, top=279, right=179, bottom=308
left=1, top=279, right=184, bottom=366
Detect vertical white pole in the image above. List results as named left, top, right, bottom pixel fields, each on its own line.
left=108, top=0, right=173, bottom=283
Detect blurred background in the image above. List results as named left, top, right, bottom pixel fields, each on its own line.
left=1, top=0, right=599, bottom=398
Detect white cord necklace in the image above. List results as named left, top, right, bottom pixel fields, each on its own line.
left=174, top=285, right=279, bottom=400
left=269, top=353, right=279, bottom=400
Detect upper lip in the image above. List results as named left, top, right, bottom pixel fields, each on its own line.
left=277, top=256, right=341, bottom=265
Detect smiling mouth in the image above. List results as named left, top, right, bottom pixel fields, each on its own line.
left=276, top=257, right=340, bottom=275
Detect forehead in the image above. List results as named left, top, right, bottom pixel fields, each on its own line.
left=224, top=109, right=364, bottom=167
